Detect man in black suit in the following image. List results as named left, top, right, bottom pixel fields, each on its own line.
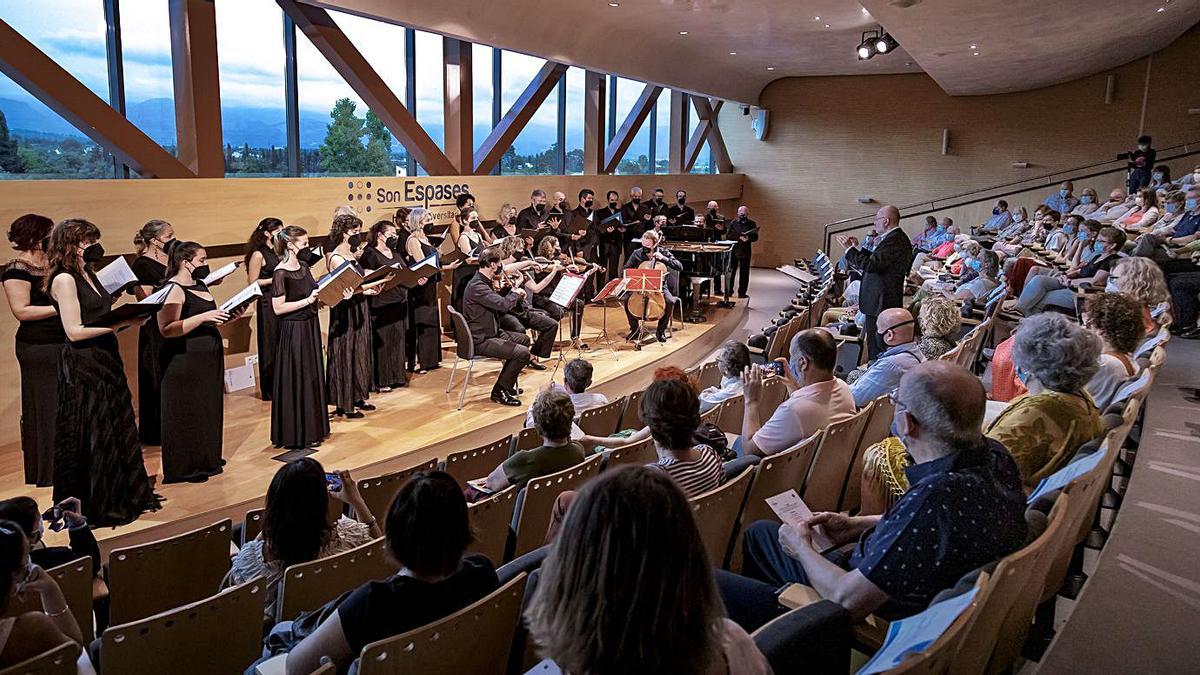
left=648, top=187, right=671, bottom=221
left=568, top=188, right=598, bottom=261
left=727, top=205, right=760, bottom=298
left=841, top=205, right=912, bottom=360
left=595, top=190, right=625, bottom=281
left=667, top=189, right=696, bottom=227
left=516, top=189, right=550, bottom=232
left=463, top=247, right=533, bottom=406
left=621, top=186, right=653, bottom=242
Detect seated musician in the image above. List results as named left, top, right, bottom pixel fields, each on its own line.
left=495, top=236, right=559, bottom=369
left=535, top=236, right=591, bottom=349
left=462, top=246, right=533, bottom=406
left=624, top=230, right=683, bottom=343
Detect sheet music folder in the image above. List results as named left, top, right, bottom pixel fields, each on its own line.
left=315, top=260, right=364, bottom=307
left=85, top=285, right=172, bottom=328
left=548, top=271, right=590, bottom=308
left=387, top=252, right=440, bottom=289
left=623, top=267, right=664, bottom=293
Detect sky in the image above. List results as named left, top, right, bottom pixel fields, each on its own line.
left=0, top=0, right=699, bottom=159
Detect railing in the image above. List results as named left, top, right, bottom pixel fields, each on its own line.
left=822, top=140, right=1200, bottom=252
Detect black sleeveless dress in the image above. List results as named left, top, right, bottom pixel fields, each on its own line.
left=360, top=246, right=407, bottom=389
left=406, top=239, right=442, bottom=371
left=131, top=256, right=167, bottom=445
left=255, top=245, right=281, bottom=401
left=270, top=263, right=330, bottom=448
left=159, top=282, right=225, bottom=483
left=325, top=254, right=373, bottom=411
left=1, top=260, right=65, bottom=486
left=50, top=269, right=161, bottom=527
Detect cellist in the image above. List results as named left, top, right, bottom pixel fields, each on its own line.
left=623, top=230, right=682, bottom=343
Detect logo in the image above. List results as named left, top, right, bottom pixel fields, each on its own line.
left=345, top=178, right=471, bottom=225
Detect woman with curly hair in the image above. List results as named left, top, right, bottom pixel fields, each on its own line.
left=985, top=313, right=1104, bottom=488
left=1108, top=256, right=1171, bottom=334
left=1083, top=293, right=1144, bottom=409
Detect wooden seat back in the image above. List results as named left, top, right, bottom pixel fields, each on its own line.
left=443, top=435, right=513, bottom=488
left=243, top=500, right=344, bottom=546
left=512, top=427, right=541, bottom=454
left=511, top=455, right=603, bottom=557
left=468, top=487, right=519, bottom=565
left=101, top=579, right=265, bottom=675
left=842, top=396, right=894, bottom=513
left=716, top=394, right=745, bottom=435
left=699, top=403, right=722, bottom=427
left=689, top=467, right=755, bottom=568
left=356, top=459, right=440, bottom=530
left=729, top=435, right=822, bottom=573
left=357, top=574, right=527, bottom=675
left=0, top=641, right=79, bottom=675
left=604, top=437, right=658, bottom=470
left=882, top=574, right=990, bottom=674
left=698, top=360, right=721, bottom=389
left=1, top=556, right=93, bottom=644
left=576, top=396, right=626, bottom=437
left=618, top=389, right=645, bottom=432
left=758, top=376, right=789, bottom=422
left=277, top=538, right=395, bottom=623
left=107, top=519, right=233, bottom=626
left=802, top=406, right=872, bottom=513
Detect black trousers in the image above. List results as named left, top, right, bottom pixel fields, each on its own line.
left=625, top=291, right=678, bottom=335
left=601, top=241, right=624, bottom=283
left=862, top=313, right=885, bottom=361
left=1169, top=271, right=1200, bottom=327
left=499, top=309, right=558, bottom=359
left=474, top=330, right=530, bottom=393
left=730, top=254, right=752, bottom=296
left=534, top=295, right=584, bottom=338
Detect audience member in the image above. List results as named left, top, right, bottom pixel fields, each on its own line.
left=1082, top=293, right=1144, bottom=410
left=1116, top=188, right=1160, bottom=232
left=700, top=341, right=750, bottom=414
left=223, top=459, right=380, bottom=622
left=0, top=496, right=100, bottom=579
left=1069, top=187, right=1100, bottom=217
left=527, top=466, right=772, bottom=675
left=522, top=358, right=608, bottom=437
left=741, top=329, right=855, bottom=457
left=1011, top=227, right=1125, bottom=315
left=1149, top=165, right=1173, bottom=192
left=1165, top=188, right=1200, bottom=247
left=577, top=367, right=700, bottom=450
left=849, top=308, right=925, bottom=407
left=1147, top=191, right=1188, bottom=237
left=1044, top=180, right=1079, bottom=213
left=913, top=216, right=938, bottom=251
left=1109, top=257, right=1171, bottom=334
left=948, top=249, right=1000, bottom=302
left=979, top=199, right=1012, bottom=234
left=916, top=298, right=960, bottom=361
left=985, top=314, right=1103, bottom=488
left=1093, top=188, right=1131, bottom=221
left=717, top=362, right=1026, bottom=629
left=484, top=389, right=585, bottom=492
left=0, top=520, right=83, bottom=668
left=285, top=471, right=499, bottom=673
left=643, top=378, right=725, bottom=496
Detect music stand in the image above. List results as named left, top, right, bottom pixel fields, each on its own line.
left=589, top=277, right=627, bottom=360
left=623, top=268, right=666, bottom=351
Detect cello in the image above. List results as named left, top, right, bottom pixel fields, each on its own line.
left=623, top=251, right=669, bottom=326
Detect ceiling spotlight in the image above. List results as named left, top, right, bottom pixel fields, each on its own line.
left=767, top=66, right=775, bottom=71
left=857, top=40, right=875, bottom=60
left=824, top=24, right=831, bottom=28
left=969, top=44, right=977, bottom=49
left=679, top=30, right=689, bottom=35
left=729, top=51, right=737, bottom=55
left=972, top=51, right=980, bottom=56
left=813, top=16, right=821, bottom=20
left=607, top=1, right=619, bottom=6
left=873, top=32, right=899, bottom=54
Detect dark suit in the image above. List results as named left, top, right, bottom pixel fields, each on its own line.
left=567, top=206, right=597, bottom=258
left=595, top=205, right=626, bottom=281
left=727, top=216, right=760, bottom=297
left=623, top=246, right=683, bottom=335
left=668, top=204, right=696, bottom=227
left=845, top=227, right=913, bottom=359
left=647, top=199, right=671, bottom=221
left=462, top=272, right=531, bottom=393
left=622, top=201, right=654, bottom=240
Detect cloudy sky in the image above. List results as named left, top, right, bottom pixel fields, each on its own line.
left=0, top=0, right=688, bottom=158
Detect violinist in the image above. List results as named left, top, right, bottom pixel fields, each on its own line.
left=534, top=237, right=593, bottom=349
left=463, top=246, right=532, bottom=407
left=623, top=230, right=682, bottom=342
left=495, top=239, right=558, bottom=370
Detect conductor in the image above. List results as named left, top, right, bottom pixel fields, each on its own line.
left=623, top=230, right=683, bottom=343
left=840, top=205, right=912, bottom=360
left=463, top=247, right=532, bottom=407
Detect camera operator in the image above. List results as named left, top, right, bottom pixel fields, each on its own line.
left=1118, top=135, right=1156, bottom=194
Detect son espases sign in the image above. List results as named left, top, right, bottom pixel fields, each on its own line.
left=344, top=178, right=472, bottom=226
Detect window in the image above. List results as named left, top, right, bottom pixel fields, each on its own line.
left=0, top=0, right=114, bottom=178
left=472, top=43, right=494, bottom=150
left=120, top=0, right=176, bottom=158
left=563, top=67, right=584, bottom=175
left=613, top=77, right=649, bottom=175
left=686, top=97, right=713, bottom=174
left=412, top=30, right=443, bottom=176
left=653, top=88, right=671, bottom=174
left=216, top=0, right=287, bottom=176
left=499, top=50, right=558, bottom=175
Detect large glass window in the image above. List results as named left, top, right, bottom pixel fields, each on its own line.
left=563, top=67, right=584, bottom=175
left=412, top=30, right=442, bottom=176
left=472, top=43, right=493, bottom=151
left=613, top=77, right=649, bottom=175
left=215, top=0, right=286, bottom=176
left=688, top=100, right=713, bottom=174
left=120, top=0, right=176, bottom=155
left=653, top=89, right=671, bottom=174
left=499, top=50, right=557, bottom=175
left=0, top=1, right=113, bottom=178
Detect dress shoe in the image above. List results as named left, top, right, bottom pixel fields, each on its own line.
left=655, top=331, right=667, bottom=342
left=355, top=401, right=376, bottom=411
left=491, top=389, right=522, bottom=406
left=526, top=360, right=547, bottom=371
left=738, top=293, right=750, bottom=299
left=1180, top=326, right=1200, bottom=339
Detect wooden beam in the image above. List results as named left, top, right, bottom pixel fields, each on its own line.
left=169, top=0, right=224, bottom=177
left=602, top=83, right=662, bottom=174
left=442, top=38, right=473, bottom=174
left=583, top=71, right=606, bottom=175
left=0, top=18, right=194, bottom=178
left=692, top=98, right=731, bottom=173
left=667, top=91, right=688, bottom=174
left=473, top=61, right=567, bottom=175
left=278, top=0, right=457, bottom=176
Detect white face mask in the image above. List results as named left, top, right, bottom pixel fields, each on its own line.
left=1105, top=279, right=1119, bottom=294
left=1012, top=212, right=1024, bottom=222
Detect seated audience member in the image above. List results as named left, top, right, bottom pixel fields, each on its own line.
left=994, top=206, right=1030, bottom=242
left=1109, top=257, right=1171, bottom=335
left=578, top=366, right=699, bottom=450
left=1150, top=165, right=1173, bottom=192
left=1044, top=180, right=1079, bottom=213
left=0, top=496, right=100, bottom=579
left=849, top=308, right=925, bottom=407
left=285, top=471, right=499, bottom=674
left=1082, top=293, right=1144, bottom=410
left=1180, top=163, right=1200, bottom=189
left=741, top=330, right=855, bottom=458
left=700, top=341, right=750, bottom=414
left=1093, top=188, right=1131, bottom=221
left=912, top=216, right=939, bottom=251
left=717, top=362, right=1027, bottom=628
left=979, top=199, right=1012, bottom=234
left=527, top=466, right=772, bottom=675
left=1011, top=227, right=1125, bottom=315
left=1116, top=188, right=1161, bottom=233
left=916, top=297, right=960, bottom=361
left=223, top=459, right=380, bottom=622
left=484, top=389, right=585, bottom=492
left=1166, top=188, right=1200, bottom=246
left=643, top=378, right=725, bottom=497
left=523, top=358, right=608, bottom=436
left=0, top=520, right=83, bottom=668
left=1043, top=215, right=1072, bottom=253
left=1069, top=187, right=1100, bottom=217
left=985, top=314, right=1104, bottom=488
left=947, top=249, right=1000, bottom=302
left=1147, top=191, right=1188, bottom=237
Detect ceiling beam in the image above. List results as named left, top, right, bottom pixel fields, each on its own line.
left=0, top=18, right=194, bottom=178
left=583, top=71, right=606, bottom=175
left=473, top=61, right=567, bottom=176
left=278, top=0, right=457, bottom=175
left=169, top=0, right=225, bottom=177
left=693, top=98, right=731, bottom=173
left=442, top=37, right=473, bottom=174
left=602, top=83, right=662, bottom=174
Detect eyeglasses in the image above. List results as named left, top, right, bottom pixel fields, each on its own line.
left=888, top=391, right=918, bottom=425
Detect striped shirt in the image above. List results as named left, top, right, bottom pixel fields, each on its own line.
left=653, top=445, right=725, bottom=498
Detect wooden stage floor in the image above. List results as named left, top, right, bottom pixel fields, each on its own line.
left=2, top=299, right=747, bottom=552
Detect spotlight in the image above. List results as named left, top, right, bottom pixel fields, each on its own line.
left=857, top=28, right=898, bottom=60
left=857, top=40, right=875, bottom=60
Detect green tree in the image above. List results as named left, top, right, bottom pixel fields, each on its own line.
left=363, top=111, right=393, bottom=176
left=0, top=109, right=26, bottom=173
left=318, top=98, right=369, bottom=174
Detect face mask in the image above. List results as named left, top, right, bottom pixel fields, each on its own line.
left=190, top=262, right=211, bottom=280
left=1059, top=189, right=1069, bottom=197
left=1077, top=231, right=1089, bottom=241
left=348, top=233, right=362, bottom=248
left=534, top=204, right=545, bottom=214
left=1151, top=301, right=1169, bottom=319
left=1105, top=279, right=1119, bottom=293
left=82, top=242, right=105, bottom=263
left=298, top=246, right=319, bottom=265
left=1015, top=367, right=1030, bottom=385
left=1193, top=172, right=1200, bottom=182
left=1012, top=213, right=1024, bottom=222
left=609, top=201, right=618, bottom=208
left=966, top=258, right=982, bottom=271
left=583, top=199, right=594, bottom=208
left=1093, top=241, right=1106, bottom=254
left=1138, top=144, right=1148, bottom=151
left=992, top=207, right=1001, bottom=215
left=508, top=216, right=517, bottom=225
left=385, top=235, right=399, bottom=250
left=654, top=197, right=663, bottom=204
left=1187, top=199, right=1199, bottom=211
left=631, top=198, right=641, bottom=206
left=1135, top=198, right=1145, bottom=207
left=1080, top=195, right=1093, bottom=204
left=677, top=197, right=686, bottom=205
left=935, top=225, right=946, bottom=233
left=708, top=208, right=717, bottom=215
left=1152, top=173, right=1163, bottom=182
left=1167, top=204, right=1179, bottom=214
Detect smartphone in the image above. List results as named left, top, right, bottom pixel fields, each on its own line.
left=764, top=361, right=787, bottom=378
left=324, top=472, right=343, bottom=492
left=41, top=506, right=65, bottom=532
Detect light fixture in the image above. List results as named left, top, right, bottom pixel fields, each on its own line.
left=679, top=30, right=688, bottom=35
left=857, top=27, right=898, bottom=60
left=857, top=41, right=874, bottom=60
left=973, top=51, right=980, bottom=56
left=824, top=24, right=831, bottom=28
left=729, top=51, right=737, bottom=55
left=873, top=32, right=899, bottom=54
left=607, top=1, right=619, bottom=6
left=813, top=15, right=820, bottom=20
left=969, top=44, right=977, bottom=49
left=767, top=66, right=775, bottom=71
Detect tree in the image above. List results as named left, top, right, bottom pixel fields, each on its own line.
left=318, top=98, right=369, bottom=174
left=363, top=111, right=393, bottom=175
left=0, top=109, right=26, bottom=173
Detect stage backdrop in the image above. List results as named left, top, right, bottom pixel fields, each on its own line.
left=0, top=173, right=744, bottom=448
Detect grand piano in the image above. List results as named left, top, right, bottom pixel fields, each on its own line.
left=661, top=225, right=735, bottom=321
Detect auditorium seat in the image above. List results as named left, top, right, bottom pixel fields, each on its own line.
left=355, top=573, right=528, bottom=675
left=601, top=437, right=657, bottom=470
left=618, top=388, right=645, bottom=432
left=276, top=537, right=395, bottom=623
left=715, top=394, right=745, bottom=436
left=510, top=455, right=604, bottom=558
left=0, top=641, right=80, bottom=675
left=242, top=499, right=345, bottom=547
left=442, top=434, right=513, bottom=488
left=802, top=405, right=874, bottom=513
left=729, top=435, right=822, bottom=573
left=511, top=427, right=542, bottom=455
left=576, top=396, right=626, bottom=437
left=697, top=360, right=722, bottom=389
left=106, top=519, right=233, bottom=626
left=843, top=395, right=897, bottom=515
left=1, top=556, right=94, bottom=644
left=689, top=466, right=754, bottom=568
left=467, top=487, right=519, bottom=565
left=354, top=459, right=439, bottom=530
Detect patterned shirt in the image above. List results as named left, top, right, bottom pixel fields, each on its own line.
left=985, top=390, right=1104, bottom=488
left=846, top=439, right=1027, bottom=619
left=653, top=445, right=725, bottom=498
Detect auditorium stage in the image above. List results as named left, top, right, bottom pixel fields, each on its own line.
left=0, top=295, right=752, bottom=553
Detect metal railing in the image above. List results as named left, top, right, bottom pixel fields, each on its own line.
left=822, top=140, right=1200, bottom=252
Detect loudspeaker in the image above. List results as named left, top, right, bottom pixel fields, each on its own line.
left=941, top=128, right=950, bottom=156
left=751, top=108, right=770, bottom=141
left=1105, top=74, right=1115, bottom=105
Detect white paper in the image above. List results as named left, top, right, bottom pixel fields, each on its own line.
left=202, top=261, right=240, bottom=285
left=549, top=273, right=587, bottom=308
left=982, top=400, right=1007, bottom=428
left=138, top=285, right=174, bottom=305
left=714, top=239, right=739, bottom=246
left=858, top=586, right=979, bottom=675
left=1027, top=448, right=1107, bottom=503
left=220, top=282, right=263, bottom=312
left=224, top=363, right=256, bottom=394
left=410, top=252, right=439, bottom=270
left=765, top=490, right=835, bottom=551
left=776, top=264, right=819, bottom=284
left=95, top=256, right=138, bottom=294
left=525, top=660, right=562, bottom=674
left=316, top=260, right=354, bottom=290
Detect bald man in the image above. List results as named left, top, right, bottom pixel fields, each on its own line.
left=841, top=205, right=913, bottom=359
left=848, top=307, right=925, bottom=407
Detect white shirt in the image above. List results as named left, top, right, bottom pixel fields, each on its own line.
left=699, top=375, right=743, bottom=414
left=524, top=386, right=610, bottom=439
left=752, top=379, right=856, bottom=455
left=1086, top=353, right=1135, bottom=410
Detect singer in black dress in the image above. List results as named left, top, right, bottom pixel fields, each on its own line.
left=158, top=243, right=232, bottom=483
left=130, top=220, right=176, bottom=446
left=360, top=221, right=407, bottom=390
left=271, top=226, right=330, bottom=449
left=325, top=255, right=374, bottom=416
left=245, top=217, right=284, bottom=401
left=47, top=219, right=160, bottom=527
left=402, top=209, right=444, bottom=373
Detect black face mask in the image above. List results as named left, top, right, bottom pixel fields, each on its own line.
left=534, top=204, right=545, bottom=214
left=82, top=242, right=105, bottom=263
left=583, top=199, right=594, bottom=209
left=677, top=197, right=687, bottom=205
left=190, top=263, right=211, bottom=280
left=508, top=216, right=517, bottom=226
left=298, top=247, right=320, bottom=266
left=348, top=233, right=362, bottom=248
left=631, top=198, right=641, bottom=206
left=608, top=201, right=618, bottom=209
left=709, top=209, right=717, bottom=215
left=654, top=197, right=664, bottom=204
left=385, top=235, right=399, bottom=250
